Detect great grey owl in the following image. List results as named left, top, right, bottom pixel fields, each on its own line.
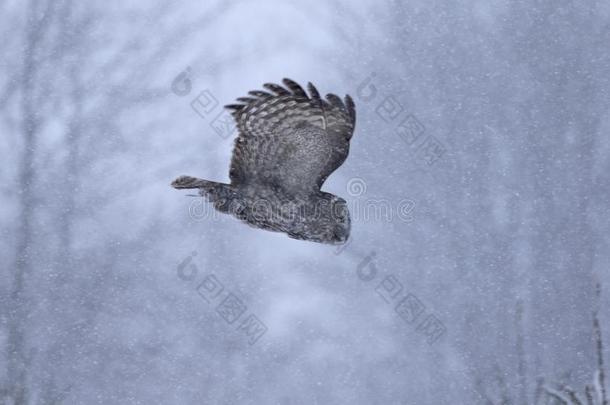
left=171, top=78, right=356, bottom=244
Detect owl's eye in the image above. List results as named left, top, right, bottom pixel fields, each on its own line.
left=331, top=200, right=347, bottom=220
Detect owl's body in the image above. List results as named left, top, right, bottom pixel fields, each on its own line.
left=172, top=79, right=356, bottom=244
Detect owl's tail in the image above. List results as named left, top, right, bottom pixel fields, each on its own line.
left=171, top=175, right=219, bottom=191
left=171, top=175, right=235, bottom=212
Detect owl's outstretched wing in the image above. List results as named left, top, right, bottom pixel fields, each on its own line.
left=225, top=78, right=356, bottom=194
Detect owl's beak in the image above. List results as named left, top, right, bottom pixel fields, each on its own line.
left=332, top=225, right=349, bottom=244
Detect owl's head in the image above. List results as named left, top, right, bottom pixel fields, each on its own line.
left=326, top=196, right=351, bottom=244
left=291, top=193, right=351, bottom=245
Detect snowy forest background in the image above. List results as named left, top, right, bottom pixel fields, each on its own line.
left=1, top=0, right=610, bottom=404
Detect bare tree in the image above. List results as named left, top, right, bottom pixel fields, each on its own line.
left=6, top=2, right=60, bottom=402
left=1, top=1, right=241, bottom=403
left=476, top=284, right=608, bottom=405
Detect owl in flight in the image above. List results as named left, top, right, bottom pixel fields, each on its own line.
left=172, top=78, right=356, bottom=244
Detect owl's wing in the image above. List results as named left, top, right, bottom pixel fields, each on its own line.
left=225, top=79, right=356, bottom=194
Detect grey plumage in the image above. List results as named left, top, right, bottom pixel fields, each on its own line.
left=172, top=78, right=356, bottom=244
